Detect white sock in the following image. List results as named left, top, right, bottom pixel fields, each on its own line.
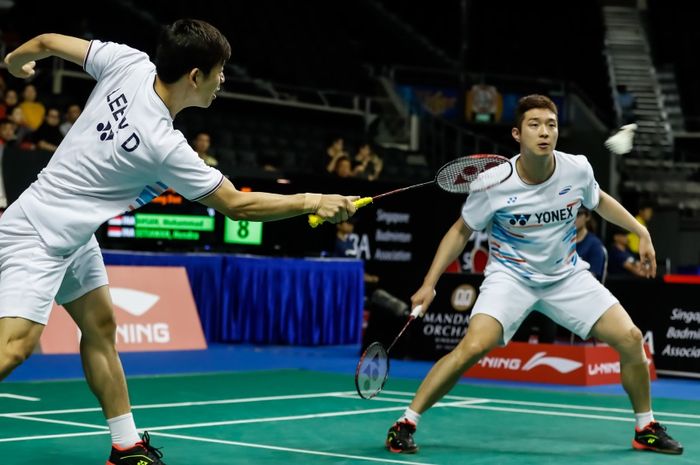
left=398, top=407, right=421, bottom=427
left=107, top=413, right=141, bottom=449
left=635, top=411, right=654, bottom=429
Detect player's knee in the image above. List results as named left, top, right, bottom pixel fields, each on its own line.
left=613, top=326, right=644, bottom=358
left=83, top=311, right=118, bottom=343
left=454, top=340, right=490, bottom=367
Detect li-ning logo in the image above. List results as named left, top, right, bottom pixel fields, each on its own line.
left=558, top=185, right=572, bottom=195
left=479, top=352, right=582, bottom=373
left=109, top=288, right=160, bottom=316
left=521, top=352, right=582, bottom=373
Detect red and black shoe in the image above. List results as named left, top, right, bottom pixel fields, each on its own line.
left=107, top=432, right=166, bottom=464
left=386, top=419, right=418, bottom=454
left=632, top=422, right=683, bottom=455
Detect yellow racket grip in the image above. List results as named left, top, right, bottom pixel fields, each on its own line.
left=308, top=197, right=373, bottom=228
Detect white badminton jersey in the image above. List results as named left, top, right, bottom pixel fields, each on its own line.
left=16, top=40, right=224, bottom=254
left=461, top=151, right=600, bottom=286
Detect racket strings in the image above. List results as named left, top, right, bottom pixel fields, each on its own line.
left=355, top=342, right=389, bottom=399
left=436, top=155, right=512, bottom=193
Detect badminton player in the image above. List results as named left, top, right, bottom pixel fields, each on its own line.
left=385, top=95, right=682, bottom=455
left=0, top=20, right=356, bottom=464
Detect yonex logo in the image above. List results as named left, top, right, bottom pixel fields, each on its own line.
left=521, top=352, right=582, bottom=373
left=109, top=288, right=160, bottom=316
left=509, top=213, right=530, bottom=226
left=96, top=121, right=114, bottom=141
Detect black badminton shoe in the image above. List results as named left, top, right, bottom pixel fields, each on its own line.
left=107, top=431, right=166, bottom=464
left=632, top=422, right=683, bottom=455
left=386, top=419, right=418, bottom=453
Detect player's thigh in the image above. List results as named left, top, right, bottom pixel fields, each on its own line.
left=0, top=317, right=45, bottom=357
left=538, top=270, right=618, bottom=340
left=59, top=239, right=113, bottom=338
left=0, top=207, right=71, bottom=325
left=63, top=285, right=116, bottom=341
left=469, top=271, right=538, bottom=345
left=588, top=303, right=642, bottom=349
left=56, top=235, right=109, bottom=310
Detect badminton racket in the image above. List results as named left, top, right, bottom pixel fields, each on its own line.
left=355, top=305, right=426, bottom=400
left=309, top=153, right=512, bottom=228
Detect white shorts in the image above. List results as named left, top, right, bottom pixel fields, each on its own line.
left=471, top=269, right=619, bottom=344
left=0, top=203, right=108, bottom=325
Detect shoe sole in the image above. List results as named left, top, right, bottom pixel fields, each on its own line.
left=632, top=440, right=683, bottom=455
left=386, top=440, right=418, bottom=454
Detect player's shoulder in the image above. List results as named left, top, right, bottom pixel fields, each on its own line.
left=555, top=150, right=593, bottom=171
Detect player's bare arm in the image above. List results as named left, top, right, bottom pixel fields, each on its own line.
left=594, top=190, right=656, bottom=278
left=412, top=218, right=473, bottom=312
left=199, top=177, right=357, bottom=223
left=4, top=34, right=89, bottom=78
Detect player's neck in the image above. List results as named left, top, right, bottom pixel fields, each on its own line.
left=154, top=76, right=185, bottom=119
left=516, top=152, right=555, bottom=184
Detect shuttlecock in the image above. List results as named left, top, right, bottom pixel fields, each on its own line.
left=605, top=123, right=637, bottom=155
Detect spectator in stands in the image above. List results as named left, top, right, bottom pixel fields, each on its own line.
left=0, top=88, right=18, bottom=119
left=627, top=202, right=653, bottom=256
left=608, top=228, right=647, bottom=277
left=32, top=107, right=64, bottom=152
left=8, top=106, right=33, bottom=149
left=326, top=136, right=349, bottom=174
left=332, top=155, right=354, bottom=178
left=191, top=131, right=218, bottom=166
left=60, top=103, right=82, bottom=136
left=353, top=143, right=383, bottom=181
left=18, top=84, right=45, bottom=131
left=576, top=207, right=606, bottom=282
left=616, top=85, right=636, bottom=125
left=0, top=118, right=18, bottom=148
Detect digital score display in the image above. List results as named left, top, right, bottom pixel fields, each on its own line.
left=223, top=218, right=263, bottom=245
left=107, top=212, right=217, bottom=241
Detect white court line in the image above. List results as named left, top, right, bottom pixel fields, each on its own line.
left=0, top=391, right=356, bottom=417
left=150, top=431, right=438, bottom=465
left=4, top=414, right=108, bottom=430
left=0, top=431, right=107, bottom=443
left=0, top=394, right=40, bottom=401
left=382, top=390, right=700, bottom=420
left=452, top=404, right=700, bottom=428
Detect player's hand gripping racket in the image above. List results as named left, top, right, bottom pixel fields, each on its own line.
left=355, top=305, right=426, bottom=399
left=308, top=154, right=513, bottom=227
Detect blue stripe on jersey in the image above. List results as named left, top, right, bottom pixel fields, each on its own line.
left=492, top=254, right=533, bottom=279
left=491, top=222, right=532, bottom=245
left=562, top=227, right=577, bottom=243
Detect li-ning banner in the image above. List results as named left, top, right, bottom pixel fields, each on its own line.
left=40, top=266, right=207, bottom=353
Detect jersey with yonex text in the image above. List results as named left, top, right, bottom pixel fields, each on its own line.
left=461, top=151, right=600, bottom=286
left=16, top=40, right=224, bottom=255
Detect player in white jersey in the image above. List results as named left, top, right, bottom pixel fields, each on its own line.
left=385, top=95, right=683, bottom=455
left=1, top=20, right=356, bottom=464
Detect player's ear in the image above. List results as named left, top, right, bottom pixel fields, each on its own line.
left=511, top=127, right=520, bottom=143
left=188, top=68, right=199, bottom=86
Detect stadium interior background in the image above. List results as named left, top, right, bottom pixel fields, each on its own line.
left=1, top=0, right=700, bottom=368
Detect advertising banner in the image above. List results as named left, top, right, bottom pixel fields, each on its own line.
left=40, top=266, right=207, bottom=353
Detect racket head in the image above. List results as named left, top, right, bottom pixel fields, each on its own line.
left=354, top=341, right=390, bottom=399
left=435, top=154, right=513, bottom=194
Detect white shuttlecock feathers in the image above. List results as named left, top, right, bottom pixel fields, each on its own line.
left=605, top=123, right=637, bottom=155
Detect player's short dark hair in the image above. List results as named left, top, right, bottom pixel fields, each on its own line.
left=515, top=94, right=558, bottom=130
left=155, top=19, right=231, bottom=84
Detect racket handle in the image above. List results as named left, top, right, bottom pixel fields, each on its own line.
left=410, top=305, right=424, bottom=319
left=410, top=290, right=436, bottom=318
left=308, top=197, right=373, bottom=228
